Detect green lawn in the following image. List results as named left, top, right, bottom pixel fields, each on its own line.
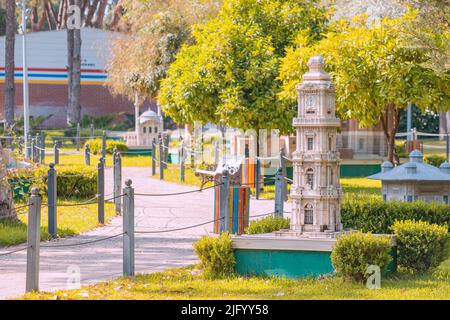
left=0, top=201, right=117, bottom=247
left=45, top=152, right=152, bottom=167
left=19, top=266, right=450, bottom=300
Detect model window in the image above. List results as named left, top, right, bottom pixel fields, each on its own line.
left=383, top=194, right=387, bottom=201
left=329, top=137, right=332, bottom=151
left=155, top=127, right=158, bottom=133
left=143, top=127, right=146, bottom=133
left=407, top=195, right=413, bottom=202
left=304, top=204, right=314, bottom=225
left=307, top=137, right=313, bottom=151
left=444, top=195, right=449, bottom=204
left=306, top=168, right=314, bottom=188
left=358, top=138, right=365, bottom=151
left=149, top=127, right=152, bottom=134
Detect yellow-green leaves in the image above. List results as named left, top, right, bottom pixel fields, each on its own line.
left=159, top=0, right=328, bottom=132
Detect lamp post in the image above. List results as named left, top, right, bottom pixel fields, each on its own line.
left=21, top=0, right=30, bottom=160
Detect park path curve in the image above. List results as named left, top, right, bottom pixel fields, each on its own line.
left=0, top=167, right=287, bottom=299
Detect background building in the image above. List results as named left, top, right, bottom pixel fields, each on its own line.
left=368, top=150, right=450, bottom=204
left=0, top=28, right=155, bottom=127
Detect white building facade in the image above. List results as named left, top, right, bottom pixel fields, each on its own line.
left=290, top=56, right=342, bottom=234
left=368, top=150, right=450, bottom=204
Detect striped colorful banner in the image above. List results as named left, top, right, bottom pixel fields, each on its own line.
left=241, top=157, right=264, bottom=188
left=0, top=67, right=107, bottom=85
left=405, top=140, right=423, bottom=153
left=214, top=186, right=250, bottom=235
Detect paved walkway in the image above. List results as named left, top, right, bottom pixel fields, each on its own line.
left=0, top=167, right=288, bottom=299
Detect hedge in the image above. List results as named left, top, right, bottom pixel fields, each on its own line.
left=331, top=232, right=392, bottom=282
left=193, top=233, right=235, bottom=279
left=9, top=165, right=97, bottom=200
left=341, top=194, right=450, bottom=233
left=84, top=139, right=128, bottom=155
left=245, top=216, right=290, bottom=234
left=424, top=155, right=447, bottom=167
left=391, top=220, right=448, bottom=273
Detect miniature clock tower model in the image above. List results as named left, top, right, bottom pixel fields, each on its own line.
left=290, top=56, right=342, bottom=236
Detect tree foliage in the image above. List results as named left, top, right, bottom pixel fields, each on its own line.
left=107, top=0, right=220, bottom=101
left=158, top=0, right=329, bottom=132
left=279, top=11, right=449, bottom=161
left=399, top=0, right=450, bottom=75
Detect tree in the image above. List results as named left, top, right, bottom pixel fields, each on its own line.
left=399, top=0, right=450, bottom=75
left=107, top=0, right=220, bottom=128
left=158, top=0, right=329, bottom=134
left=4, top=0, right=15, bottom=129
left=66, top=0, right=82, bottom=126
left=279, top=12, right=449, bottom=162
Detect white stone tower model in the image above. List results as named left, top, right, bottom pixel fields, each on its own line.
left=290, top=56, right=342, bottom=236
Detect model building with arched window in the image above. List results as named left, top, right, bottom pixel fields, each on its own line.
left=290, top=56, right=342, bottom=236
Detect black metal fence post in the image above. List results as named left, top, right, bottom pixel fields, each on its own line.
left=255, top=158, right=261, bottom=200
left=219, top=170, right=230, bottom=233
left=53, top=141, right=59, bottom=165
left=85, top=143, right=91, bottom=166
left=97, top=157, right=105, bottom=224
left=102, top=131, right=107, bottom=159
left=114, top=149, right=122, bottom=214
left=151, top=138, right=156, bottom=176
left=179, top=141, right=185, bottom=182
left=26, top=188, right=41, bottom=292
left=47, top=163, right=57, bottom=238
left=274, top=168, right=284, bottom=217
left=40, top=131, right=45, bottom=164
left=159, top=139, right=164, bottom=180
left=123, top=179, right=135, bottom=276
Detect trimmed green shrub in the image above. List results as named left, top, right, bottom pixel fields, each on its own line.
left=433, top=239, right=450, bottom=280
left=342, top=194, right=450, bottom=233
left=10, top=165, right=97, bottom=200
left=193, top=233, right=235, bottom=279
left=84, top=139, right=128, bottom=155
left=394, top=142, right=408, bottom=158
left=391, top=220, right=448, bottom=273
left=331, top=232, right=392, bottom=282
left=8, top=176, right=33, bottom=201
left=245, top=216, right=290, bottom=234
left=424, top=154, right=446, bottom=167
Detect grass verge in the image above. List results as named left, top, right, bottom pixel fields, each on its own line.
left=19, top=266, right=450, bottom=300
left=0, top=201, right=117, bottom=247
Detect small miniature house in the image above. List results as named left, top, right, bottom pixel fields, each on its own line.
left=138, top=109, right=163, bottom=146
left=368, top=150, right=450, bottom=204
left=124, top=109, right=163, bottom=146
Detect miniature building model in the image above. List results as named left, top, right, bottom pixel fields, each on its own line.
left=290, top=56, right=342, bottom=234
left=124, top=109, right=163, bottom=146
left=368, top=150, right=450, bottom=204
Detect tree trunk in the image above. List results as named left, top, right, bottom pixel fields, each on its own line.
left=93, top=0, right=108, bottom=28
left=67, top=0, right=82, bottom=126
left=109, top=2, right=123, bottom=31
left=57, top=0, right=68, bottom=30
left=84, top=0, right=99, bottom=27
left=4, top=0, right=16, bottom=130
left=44, top=0, right=58, bottom=30
left=67, top=17, right=74, bottom=125
left=0, top=144, right=15, bottom=219
left=380, top=103, right=402, bottom=164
